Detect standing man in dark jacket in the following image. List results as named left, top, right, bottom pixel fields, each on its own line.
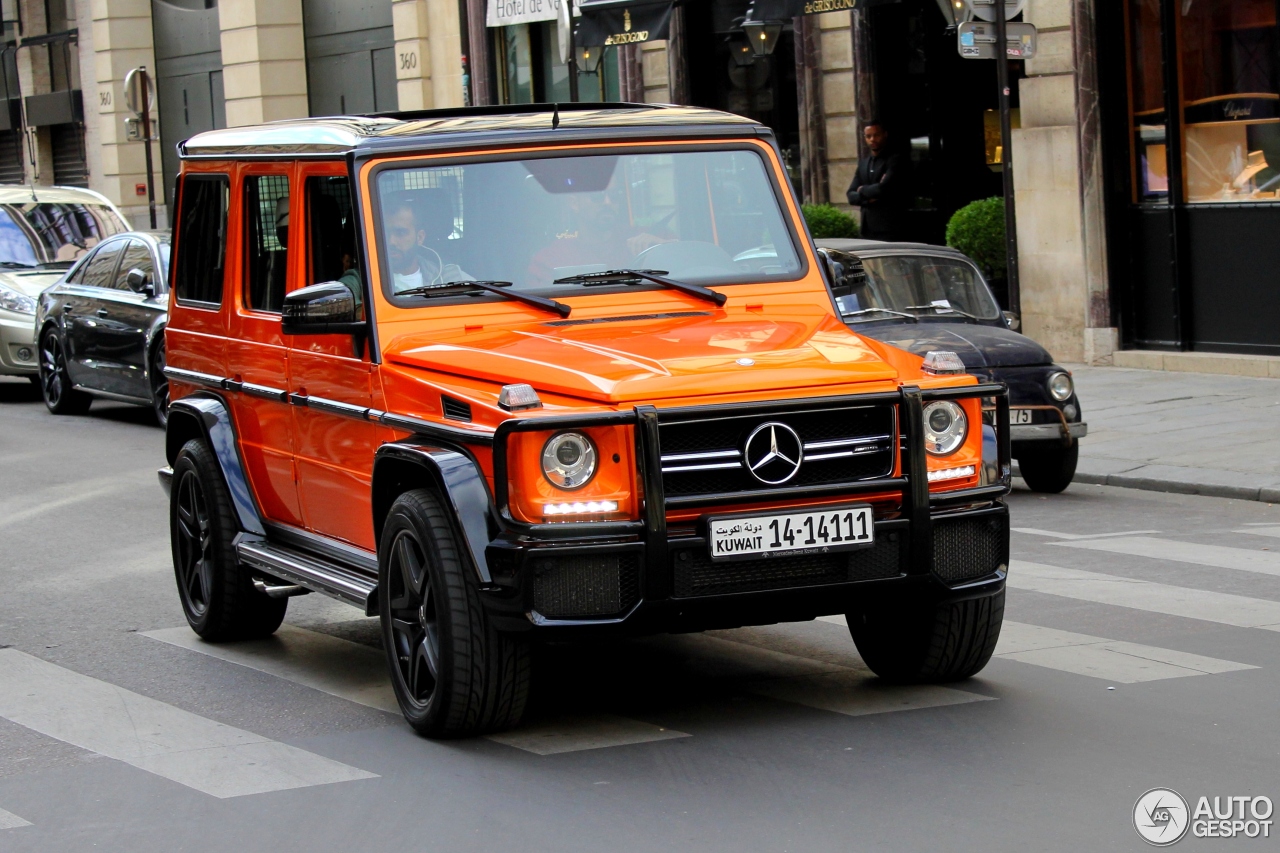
left=846, top=121, right=909, bottom=241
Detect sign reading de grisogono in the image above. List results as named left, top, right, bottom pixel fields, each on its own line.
left=487, top=0, right=571, bottom=27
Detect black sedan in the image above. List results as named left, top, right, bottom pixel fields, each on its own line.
left=817, top=238, right=1087, bottom=493
left=34, top=230, right=171, bottom=425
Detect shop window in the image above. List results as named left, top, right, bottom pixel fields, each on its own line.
left=244, top=175, right=291, bottom=313
left=493, top=22, right=620, bottom=104
left=1126, top=0, right=1169, bottom=201
left=1178, top=0, right=1280, bottom=203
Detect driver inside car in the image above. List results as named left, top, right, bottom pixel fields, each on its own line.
left=384, top=190, right=473, bottom=292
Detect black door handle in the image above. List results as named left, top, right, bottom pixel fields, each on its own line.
left=96, top=308, right=109, bottom=317
left=62, top=304, right=73, bottom=313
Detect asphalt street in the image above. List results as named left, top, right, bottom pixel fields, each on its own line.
left=1, top=375, right=1278, bottom=852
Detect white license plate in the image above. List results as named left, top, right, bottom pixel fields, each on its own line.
left=708, top=506, right=874, bottom=561
left=1011, top=409, right=1034, bottom=425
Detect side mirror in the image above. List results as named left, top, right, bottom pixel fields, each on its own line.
left=1003, top=311, right=1020, bottom=331
left=125, top=267, right=155, bottom=297
left=282, top=282, right=362, bottom=335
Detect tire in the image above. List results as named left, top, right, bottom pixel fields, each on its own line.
left=1017, top=442, right=1079, bottom=494
left=170, top=438, right=287, bottom=641
left=150, top=335, right=169, bottom=427
left=38, top=327, right=91, bottom=415
left=379, top=488, right=530, bottom=738
left=847, top=589, right=1005, bottom=683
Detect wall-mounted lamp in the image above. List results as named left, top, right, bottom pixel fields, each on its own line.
left=741, top=19, right=784, bottom=57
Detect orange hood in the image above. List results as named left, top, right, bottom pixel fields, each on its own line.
left=383, top=308, right=900, bottom=404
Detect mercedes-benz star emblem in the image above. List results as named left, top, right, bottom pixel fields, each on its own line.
left=743, top=422, right=804, bottom=485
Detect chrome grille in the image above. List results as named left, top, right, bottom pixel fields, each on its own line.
left=657, top=404, right=896, bottom=498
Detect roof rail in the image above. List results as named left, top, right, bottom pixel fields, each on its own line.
left=362, top=102, right=657, bottom=122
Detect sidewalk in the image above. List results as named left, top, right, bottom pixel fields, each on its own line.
left=1057, top=365, right=1280, bottom=503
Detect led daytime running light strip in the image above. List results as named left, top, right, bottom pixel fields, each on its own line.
left=927, top=465, right=975, bottom=483
left=543, top=500, right=619, bottom=516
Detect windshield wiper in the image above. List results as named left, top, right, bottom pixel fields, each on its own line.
left=902, top=304, right=981, bottom=321
left=0, top=261, right=35, bottom=269
left=396, top=280, right=571, bottom=318
left=553, top=268, right=727, bottom=307
left=842, top=307, right=918, bottom=322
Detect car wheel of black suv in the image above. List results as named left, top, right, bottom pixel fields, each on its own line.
left=847, top=589, right=1004, bottom=683
left=39, top=327, right=91, bottom=415
left=150, top=336, right=169, bottom=427
left=171, top=438, right=287, bottom=641
left=379, top=489, right=530, bottom=738
left=1017, top=442, right=1079, bottom=494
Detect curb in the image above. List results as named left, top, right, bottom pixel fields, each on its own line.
left=1070, top=470, right=1280, bottom=504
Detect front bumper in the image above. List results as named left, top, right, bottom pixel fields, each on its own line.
left=0, top=310, right=38, bottom=376
left=480, top=382, right=1013, bottom=636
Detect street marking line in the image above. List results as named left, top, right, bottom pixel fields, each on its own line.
left=692, top=633, right=991, bottom=717
left=0, top=483, right=131, bottom=530
left=1012, top=528, right=1161, bottom=540
left=1054, top=536, right=1280, bottom=578
left=994, top=622, right=1256, bottom=683
left=0, top=649, right=377, bottom=799
left=1007, top=561, right=1280, bottom=630
left=0, top=807, right=31, bottom=830
left=821, top=614, right=1254, bottom=683
left=1236, top=526, right=1280, bottom=539
left=487, top=716, right=690, bottom=755
left=143, top=625, right=399, bottom=714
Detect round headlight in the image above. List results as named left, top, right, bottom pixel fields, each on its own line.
left=1047, top=371, right=1073, bottom=402
left=923, top=401, right=967, bottom=456
left=541, top=432, right=598, bottom=490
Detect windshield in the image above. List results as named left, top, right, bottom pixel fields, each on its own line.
left=0, top=202, right=129, bottom=267
left=836, top=254, right=1000, bottom=322
left=373, top=148, right=803, bottom=300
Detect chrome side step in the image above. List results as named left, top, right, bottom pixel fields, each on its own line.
left=236, top=539, right=378, bottom=615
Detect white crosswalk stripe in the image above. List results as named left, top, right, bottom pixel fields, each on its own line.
left=487, top=716, right=690, bottom=755
left=0, top=648, right=377, bottom=798
left=1007, top=560, right=1280, bottom=630
left=0, top=807, right=32, bottom=830
left=1053, top=536, right=1280, bottom=578
left=1237, top=525, right=1280, bottom=540
left=1012, top=528, right=1161, bottom=540
left=994, top=622, right=1255, bottom=683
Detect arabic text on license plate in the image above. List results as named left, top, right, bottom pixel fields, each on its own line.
left=1011, top=409, right=1034, bottom=425
left=708, top=506, right=873, bottom=561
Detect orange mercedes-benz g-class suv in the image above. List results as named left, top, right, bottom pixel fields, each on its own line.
left=159, top=104, right=1011, bottom=738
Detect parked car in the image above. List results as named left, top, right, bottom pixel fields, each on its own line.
left=161, top=105, right=1012, bottom=738
left=0, top=186, right=130, bottom=386
left=816, top=238, right=1087, bottom=493
left=35, top=230, right=171, bottom=424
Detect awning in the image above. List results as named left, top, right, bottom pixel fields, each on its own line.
left=575, top=0, right=676, bottom=46
left=745, top=0, right=894, bottom=19
left=487, top=0, right=573, bottom=28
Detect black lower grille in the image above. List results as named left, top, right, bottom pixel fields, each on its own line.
left=672, top=532, right=903, bottom=597
left=531, top=553, right=640, bottom=619
left=932, top=514, right=1008, bottom=583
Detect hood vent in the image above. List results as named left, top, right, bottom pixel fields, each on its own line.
left=441, top=395, right=472, bottom=422
left=544, top=311, right=711, bottom=327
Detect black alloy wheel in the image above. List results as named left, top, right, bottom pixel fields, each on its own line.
left=386, top=530, right=442, bottom=708
left=174, top=465, right=214, bottom=619
left=379, top=489, right=530, bottom=737
left=39, top=327, right=90, bottom=415
left=150, top=336, right=169, bottom=427
left=169, top=438, right=286, bottom=640
left=1017, top=442, right=1079, bottom=494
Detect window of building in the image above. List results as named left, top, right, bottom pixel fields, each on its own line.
left=1126, top=0, right=1168, bottom=201
left=493, top=23, right=620, bottom=104
left=174, top=174, right=229, bottom=305
left=244, top=175, right=291, bottom=313
left=1178, top=0, right=1280, bottom=203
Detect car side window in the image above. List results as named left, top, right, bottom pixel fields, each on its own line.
left=306, top=175, right=363, bottom=318
left=174, top=174, right=229, bottom=306
left=245, top=175, right=290, bottom=313
left=113, top=239, right=154, bottom=291
left=79, top=240, right=124, bottom=289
